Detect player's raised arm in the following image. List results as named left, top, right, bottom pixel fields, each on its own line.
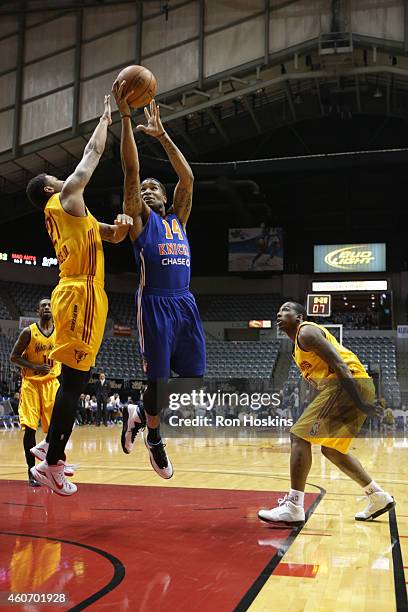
left=298, top=325, right=382, bottom=417
left=112, top=80, right=147, bottom=242
left=137, top=100, right=194, bottom=229
left=98, top=213, right=134, bottom=244
left=60, top=95, right=112, bottom=216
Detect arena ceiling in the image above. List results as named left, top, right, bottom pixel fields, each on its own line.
left=3, top=10, right=408, bottom=222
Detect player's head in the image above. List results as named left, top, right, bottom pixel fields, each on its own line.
left=140, top=178, right=167, bottom=217
left=38, top=297, right=52, bottom=322
left=26, top=173, right=64, bottom=209
left=277, top=301, right=307, bottom=334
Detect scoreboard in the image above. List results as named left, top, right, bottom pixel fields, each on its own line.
left=307, top=294, right=331, bottom=317
left=0, top=252, right=58, bottom=268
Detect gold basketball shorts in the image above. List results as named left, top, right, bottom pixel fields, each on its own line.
left=19, top=377, right=59, bottom=432
left=290, top=378, right=375, bottom=454
left=49, top=277, right=108, bottom=371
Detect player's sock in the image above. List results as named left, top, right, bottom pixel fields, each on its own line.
left=46, top=365, right=90, bottom=465
left=363, top=480, right=383, bottom=495
left=147, top=426, right=161, bottom=445
left=288, top=488, right=305, bottom=507
left=23, top=427, right=36, bottom=470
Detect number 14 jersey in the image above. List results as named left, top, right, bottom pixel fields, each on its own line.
left=133, top=211, right=191, bottom=293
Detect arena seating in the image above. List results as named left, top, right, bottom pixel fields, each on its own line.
left=3, top=281, right=54, bottom=316
left=196, top=294, right=282, bottom=321
left=205, top=341, right=280, bottom=379
left=95, top=336, right=143, bottom=379
left=107, top=292, right=136, bottom=328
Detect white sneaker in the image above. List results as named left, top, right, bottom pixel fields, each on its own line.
left=121, top=404, right=145, bottom=454
left=258, top=495, right=305, bottom=525
left=30, top=439, right=48, bottom=461
left=355, top=491, right=395, bottom=521
left=30, top=440, right=76, bottom=477
left=30, top=460, right=77, bottom=496
left=143, top=432, right=173, bottom=479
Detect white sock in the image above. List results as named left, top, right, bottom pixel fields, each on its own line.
left=363, top=480, right=383, bottom=495
left=288, top=489, right=305, bottom=507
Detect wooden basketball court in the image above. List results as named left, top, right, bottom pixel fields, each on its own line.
left=0, top=427, right=407, bottom=610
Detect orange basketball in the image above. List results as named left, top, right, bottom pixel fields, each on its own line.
left=114, top=65, right=157, bottom=109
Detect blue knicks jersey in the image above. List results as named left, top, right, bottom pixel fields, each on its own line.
left=133, top=211, right=191, bottom=292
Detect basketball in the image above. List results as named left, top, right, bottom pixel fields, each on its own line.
left=114, top=65, right=157, bottom=108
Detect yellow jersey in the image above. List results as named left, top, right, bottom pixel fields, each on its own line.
left=294, top=321, right=368, bottom=385
left=22, top=322, right=61, bottom=381
left=44, top=193, right=104, bottom=284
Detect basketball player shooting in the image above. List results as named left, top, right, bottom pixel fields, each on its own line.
left=258, top=302, right=395, bottom=524
left=25, top=95, right=133, bottom=496
left=112, top=81, right=206, bottom=479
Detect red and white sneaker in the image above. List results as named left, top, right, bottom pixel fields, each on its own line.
left=30, top=440, right=76, bottom=477
left=30, top=439, right=48, bottom=461
left=30, top=460, right=77, bottom=496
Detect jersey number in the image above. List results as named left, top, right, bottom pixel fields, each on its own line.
left=45, top=213, right=60, bottom=248
left=162, top=218, right=184, bottom=241
left=43, top=355, right=54, bottom=367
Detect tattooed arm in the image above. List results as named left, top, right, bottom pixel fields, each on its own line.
left=137, top=100, right=194, bottom=229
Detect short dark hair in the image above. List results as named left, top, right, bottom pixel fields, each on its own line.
left=26, top=173, right=49, bottom=209
left=38, top=296, right=51, bottom=309
left=142, top=177, right=167, bottom=197
left=288, top=301, right=307, bottom=320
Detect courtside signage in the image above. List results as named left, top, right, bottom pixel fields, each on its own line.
left=314, top=243, right=386, bottom=273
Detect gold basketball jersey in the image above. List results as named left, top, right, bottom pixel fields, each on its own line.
left=22, top=323, right=61, bottom=381
left=44, top=193, right=104, bottom=284
left=294, top=321, right=368, bottom=385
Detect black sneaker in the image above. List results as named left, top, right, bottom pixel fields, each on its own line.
left=28, top=473, right=41, bottom=487
left=121, top=404, right=145, bottom=454
left=143, top=433, right=173, bottom=479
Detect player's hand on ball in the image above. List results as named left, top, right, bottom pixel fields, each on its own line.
left=136, top=99, right=165, bottom=138
left=114, top=213, right=134, bottom=227
left=112, top=80, right=134, bottom=116
left=102, top=94, right=112, bottom=125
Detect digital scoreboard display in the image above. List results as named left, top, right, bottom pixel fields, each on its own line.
left=307, top=294, right=331, bottom=317
left=0, top=252, right=58, bottom=268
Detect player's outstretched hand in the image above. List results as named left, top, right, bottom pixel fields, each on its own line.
left=136, top=99, right=165, bottom=138
left=359, top=400, right=384, bottom=418
left=111, top=214, right=134, bottom=244
left=112, top=80, right=134, bottom=116
left=114, top=213, right=134, bottom=227
left=102, top=94, right=112, bottom=125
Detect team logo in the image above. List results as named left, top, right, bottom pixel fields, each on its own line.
left=74, top=349, right=88, bottom=364
left=324, top=245, right=375, bottom=270
left=299, top=361, right=312, bottom=372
